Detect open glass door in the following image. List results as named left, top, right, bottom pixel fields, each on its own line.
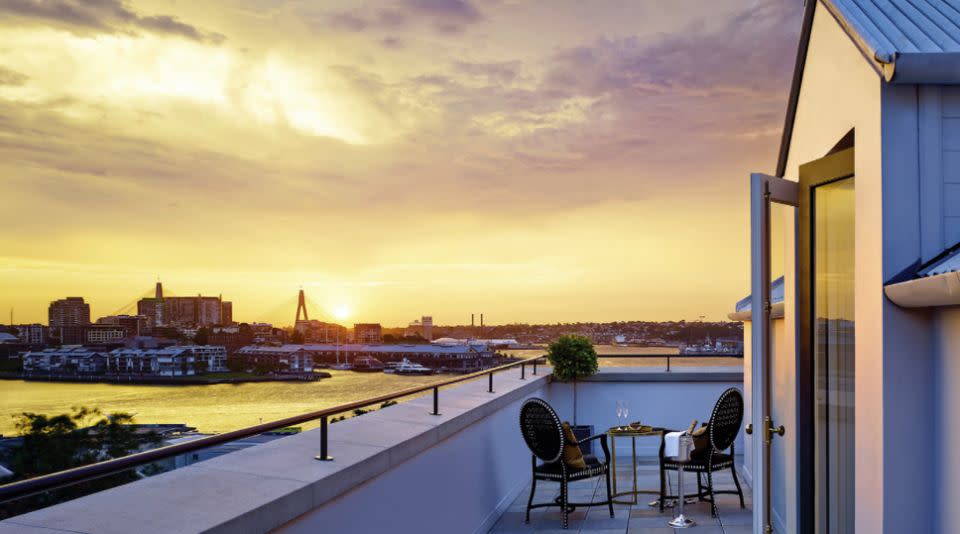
left=799, top=148, right=855, bottom=534
left=749, top=173, right=797, bottom=534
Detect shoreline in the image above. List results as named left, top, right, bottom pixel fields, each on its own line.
left=0, top=372, right=332, bottom=385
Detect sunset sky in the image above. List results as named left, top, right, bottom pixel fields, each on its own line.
left=0, top=0, right=802, bottom=327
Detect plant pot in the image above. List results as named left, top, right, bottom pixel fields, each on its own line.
left=571, top=424, right=594, bottom=456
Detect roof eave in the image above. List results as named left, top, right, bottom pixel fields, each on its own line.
left=884, top=53, right=960, bottom=84
left=884, top=271, right=960, bottom=308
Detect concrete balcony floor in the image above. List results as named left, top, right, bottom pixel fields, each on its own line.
left=490, top=461, right=752, bottom=534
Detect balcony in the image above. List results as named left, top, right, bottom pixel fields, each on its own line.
left=0, top=362, right=749, bottom=533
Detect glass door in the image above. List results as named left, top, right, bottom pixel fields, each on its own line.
left=800, top=147, right=855, bottom=534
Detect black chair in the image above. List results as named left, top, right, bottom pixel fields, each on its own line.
left=518, top=397, right=614, bottom=529
left=658, top=387, right=746, bottom=517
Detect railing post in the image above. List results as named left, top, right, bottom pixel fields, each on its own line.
left=533, top=359, right=538, bottom=375
left=315, top=415, right=333, bottom=461
left=521, top=363, right=526, bottom=380
left=430, top=386, right=441, bottom=415
left=666, top=353, right=672, bottom=373
left=488, top=372, right=494, bottom=393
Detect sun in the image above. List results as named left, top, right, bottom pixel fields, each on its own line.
left=332, top=306, right=351, bottom=321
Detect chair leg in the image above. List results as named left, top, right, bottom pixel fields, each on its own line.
left=730, top=464, right=746, bottom=509
left=697, top=472, right=704, bottom=501
left=658, top=465, right=666, bottom=513
left=605, top=469, right=614, bottom=518
left=561, top=479, right=569, bottom=529
left=706, top=468, right=717, bottom=517
left=525, top=477, right=537, bottom=523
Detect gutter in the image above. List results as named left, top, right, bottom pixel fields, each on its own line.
left=727, top=302, right=784, bottom=322
left=884, top=271, right=960, bottom=308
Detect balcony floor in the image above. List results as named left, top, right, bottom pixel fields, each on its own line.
left=489, top=461, right=752, bottom=534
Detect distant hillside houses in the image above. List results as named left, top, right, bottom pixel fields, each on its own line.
left=21, top=345, right=227, bottom=376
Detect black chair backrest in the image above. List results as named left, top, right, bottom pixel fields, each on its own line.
left=519, top=398, right=564, bottom=464
left=708, top=387, right=744, bottom=452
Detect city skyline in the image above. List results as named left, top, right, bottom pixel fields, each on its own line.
left=0, top=1, right=802, bottom=326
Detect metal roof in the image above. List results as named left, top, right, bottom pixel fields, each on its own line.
left=734, top=276, right=786, bottom=314
left=822, top=0, right=960, bottom=82
left=918, top=246, right=960, bottom=276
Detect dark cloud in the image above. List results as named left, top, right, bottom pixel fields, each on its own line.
left=380, top=36, right=405, bottom=50
left=319, top=0, right=481, bottom=35
left=0, top=0, right=225, bottom=43
left=543, top=1, right=799, bottom=99
left=405, top=0, right=482, bottom=24
left=0, top=65, right=28, bottom=86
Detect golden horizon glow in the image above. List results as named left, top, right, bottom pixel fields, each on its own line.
left=0, top=1, right=802, bottom=326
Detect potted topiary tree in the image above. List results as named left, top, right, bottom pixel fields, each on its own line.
left=546, top=334, right=598, bottom=453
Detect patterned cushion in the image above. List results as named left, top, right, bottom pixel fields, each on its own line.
left=561, top=422, right=587, bottom=470
left=535, top=454, right=606, bottom=480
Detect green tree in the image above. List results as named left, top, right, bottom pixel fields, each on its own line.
left=546, top=334, right=598, bottom=425
left=0, top=407, right=162, bottom=520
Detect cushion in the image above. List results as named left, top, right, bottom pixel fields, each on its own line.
left=561, top=422, right=588, bottom=470
left=535, top=454, right=604, bottom=479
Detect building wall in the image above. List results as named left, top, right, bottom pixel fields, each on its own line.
left=933, top=307, right=960, bottom=534
left=779, top=6, right=884, bottom=533
left=918, top=86, right=960, bottom=258
left=278, top=381, right=551, bottom=534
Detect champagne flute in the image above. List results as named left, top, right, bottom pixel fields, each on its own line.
left=623, top=402, right=630, bottom=428
left=615, top=401, right=623, bottom=430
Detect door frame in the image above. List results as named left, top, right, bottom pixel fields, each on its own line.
left=749, top=172, right=797, bottom=534
left=798, top=147, right=855, bottom=533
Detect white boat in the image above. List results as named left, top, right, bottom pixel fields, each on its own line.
left=384, top=358, right=434, bottom=375
left=330, top=363, right=352, bottom=371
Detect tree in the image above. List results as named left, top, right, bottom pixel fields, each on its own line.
left=1, top=407, right=161, bottom=519
left=546, top=334, right=598, bottom=426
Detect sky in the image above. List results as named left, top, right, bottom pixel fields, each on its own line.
left=0, top=0, right=803, bottom=327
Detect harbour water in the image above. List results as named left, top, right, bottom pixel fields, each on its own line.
left=0, top=346, right=740, bottom=437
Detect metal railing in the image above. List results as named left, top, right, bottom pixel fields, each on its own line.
left=0, top=351, right=741, bottom=506
left=0, top=356, right=547, bottom=504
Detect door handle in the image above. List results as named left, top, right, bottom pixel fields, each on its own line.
left=763, top=416, right=785, bottom=443
left=745, top=423, right=753, bottom=435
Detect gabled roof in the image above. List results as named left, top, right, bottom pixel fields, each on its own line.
left=776, top=0, right=960, bottom=176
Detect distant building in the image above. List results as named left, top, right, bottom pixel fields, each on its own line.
left=83, top=324, right=128, bottom=345
left=136, top=283, right=232, bottom=328
left=97, top=315, right=148, bottom=336
left=294, top=320, right=347, bottom=343
left=405, top=316, right=433, bottom=341
left=13, top=324, right=48, bottom=345
left=48, top=297, right=90, bottom=343
left=22, top=345, right=226, bottom=376
left=22, top=346, right=106, bottom=374
left=106, top=346, right=227, bottom=376
left=353, top=323, right=383, bottom=344
left=235, top=345, right=314, bottom=372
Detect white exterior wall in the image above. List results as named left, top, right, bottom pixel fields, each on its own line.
left=934, top=308, right=960, bottom=534
left=777, top=6, right=884, bottom=534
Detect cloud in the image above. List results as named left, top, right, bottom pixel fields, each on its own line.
left=380, top=36, right=405, bottom=50
left=0, top=65, right=28, bottom=86
left=318, top=0, right=482, bottom=35
left=0, top=0, right=225, bottom=43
